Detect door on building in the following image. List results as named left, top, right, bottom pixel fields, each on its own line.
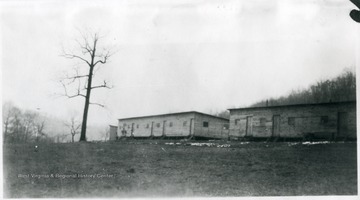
left=189, top=118, right=194, bottom=137
left=131, top=123, right=135, bottom=137
left=162, top=120, right=166, bottom=137
left=245, top=116, right=253, bottom=137
left=238, top=119, right=247, bottom=137
left=272, top=115, right=280, bottom=137
left=337, top=112, right=348, bottom=138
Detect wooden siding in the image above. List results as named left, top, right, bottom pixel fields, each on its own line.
left=118, top=113, right=196, bottom=137
left=229, top=102, right=356, bottom=139
left=109, top=125, right=117, bottom=141
left=118, top=112, right=229, bottom=138
left=193, top=113, right=229, bottom=139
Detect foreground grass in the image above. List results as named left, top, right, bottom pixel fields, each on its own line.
left=3, top=140, right=357, bottom=197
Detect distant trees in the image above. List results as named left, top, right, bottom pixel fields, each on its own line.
left=2, top=102, right=53, bottom=143
left=61, top=31, right=114, bottom=142
left=64, top=117, right=81, bottom=143
left=2, top=102, right=21, bottom=143
left=251, top=69, right=356, bottom=107
left=55, top=134, right=69, bottom=143
left=214, top=110, right=230, bottom=119
left=102, top=126, right=110, bottom=141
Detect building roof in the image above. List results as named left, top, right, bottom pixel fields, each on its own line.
left=228, top=101, right=356, bottom=111
left=118, top=111, right=229, bottom=121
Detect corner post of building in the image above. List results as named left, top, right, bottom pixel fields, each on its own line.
left=131, top=123, right=134, bottom=138
left=188, top=118, right=194, bottom=140
left=150, top=122, right=154, bottom=139
left=162, top=120, right=166, bottom=139
left=227, top=129, right=230, bottom=141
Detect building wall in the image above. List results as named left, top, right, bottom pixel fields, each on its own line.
left=193, top=113, right=229, bottom=139
left=118, top=113, right=196, bottom=137
left=109, top=125, right=118, bottom=141
left=117, top=112, right=230, bottom=138
left=229, top=102, right=356, bottom=139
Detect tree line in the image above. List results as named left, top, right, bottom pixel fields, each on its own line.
left=251, top=69, right=356, bottom=107
left=2, top=101, right=110, bottom=144
left=2, top=102, right=53, bottom=144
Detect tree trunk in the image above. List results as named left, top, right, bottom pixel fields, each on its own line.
left=72, top=134, right=74, bottom=143
left=24, top=126, right=28, bottom=143
left=79, top=96, right=90, bottom=141
left=79, top=69, right=93, bottom=142
left=76, top=36, right=102, bottom=142
left=79, top=54, right=95, bottom=142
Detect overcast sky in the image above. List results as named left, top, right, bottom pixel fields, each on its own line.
left=1, top=0, right=359, bottom=126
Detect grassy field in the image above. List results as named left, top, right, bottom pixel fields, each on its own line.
left=3, top=140, right=357, bottom=198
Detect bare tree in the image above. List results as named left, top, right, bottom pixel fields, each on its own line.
left=35, top=120, right=46, bottom=142
left=2, top=102, right=20, bottom=143
left=61, top=31, right=114, bottom=142
left=2, top=102, right=52, bottom=143
left=56, top=134, right=69, bottom=143
left=11, top=108, right=23, bottom=143
left=64, top=117, right=81, bottom=143
left=103, top=126, right=110, bottom=141
left=3, top=102, right=14, bottom=139
left=22, top=111, right=38, bottom=143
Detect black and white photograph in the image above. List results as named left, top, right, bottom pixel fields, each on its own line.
left=1, top=0, right=359, bottom=198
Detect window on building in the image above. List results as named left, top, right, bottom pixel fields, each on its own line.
left=146, top=124, right=149, bottom=129
left=183, top=121, right=187, bottom=126
left=136, top=124, right=139, bottom=129
left=260, top=118, right=266, bottom=126
left=320, top=116, right=328, bottom=124
left=223, top=124, right=229, bottom=130
left=169, top=122, right=173, bottom=127
left=156, top=123, right=160, bottom=128
left=203, top=121, right=209, bottom=127
left=288, top=117, right=295, bottom=126
left=128, top=125, right=130, bottom=129
left=235, top=119, right=240, bottom=125
left=123, top=123, right=126, bottom=128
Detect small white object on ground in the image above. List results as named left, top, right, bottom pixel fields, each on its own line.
left=302, top=141, right=331, bottom=145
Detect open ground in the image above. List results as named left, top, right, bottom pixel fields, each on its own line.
left=3, top=140, right=357, bottom=198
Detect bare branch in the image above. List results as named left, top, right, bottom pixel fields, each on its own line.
left=66, top=74, right=89, bottom=79
left=75, top=38, right=93, bottom=56
left=36, top=120, right=46, bottom=137
left=60, top=81, right=86, bottom=98
left=75, top=124, right=81, bottom=131
left=88, top=80, right=113, bottom=90
left=93, top=59, right=106, bottom=66
left=62, top=53, right=91, bottom=66
left=93, top=50, right=112, bottom=66
left=91, top=85, right=111, bottom=89
left=63, top=69, right=89, bottom=84
left=89, top=102, right=105, bottom=107
left=75, top=29, right=95, bottom=55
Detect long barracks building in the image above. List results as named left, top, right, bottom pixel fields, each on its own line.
left=228, top=101, right=356, bottom=140
left=111, top=101, right=356, bottom=141
left=117, top=111, right=229, bottom=139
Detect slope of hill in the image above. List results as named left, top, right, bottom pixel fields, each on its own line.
left=251, top=69, right=356, bottom=107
